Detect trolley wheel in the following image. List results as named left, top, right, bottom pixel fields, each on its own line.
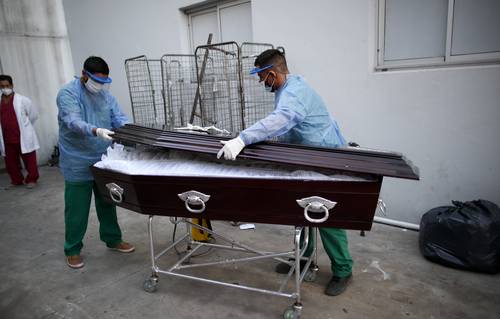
left=143, top=278, right=158, bottom=293
left=303, top=268, right=317, bottom=282
left=283, top=307, right=300, bottom=319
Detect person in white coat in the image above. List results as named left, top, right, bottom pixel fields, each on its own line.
left=0, top=74, right=40, bottom=189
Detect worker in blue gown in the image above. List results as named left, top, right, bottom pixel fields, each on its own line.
left=217, top=49, right=353, bottom=296
left=57, top=56, right=135, bottom=269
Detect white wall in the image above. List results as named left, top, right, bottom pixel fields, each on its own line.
left=62, top=0, right=500, bottom=223
left=62, top=0, right=198, bottom=120
left=250, top=0, right=500, bottom=223
left=0, top=0, right=74, bottom=166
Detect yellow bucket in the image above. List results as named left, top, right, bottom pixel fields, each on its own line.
left=191, top=218, right=212, bottom=242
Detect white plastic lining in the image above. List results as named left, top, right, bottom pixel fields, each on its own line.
left=94, top=144, right=374, bottom=182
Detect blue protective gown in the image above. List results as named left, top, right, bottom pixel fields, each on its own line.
left=239, top=75, right=346, bottom=148
left=56, top=78, right=129, bottom=181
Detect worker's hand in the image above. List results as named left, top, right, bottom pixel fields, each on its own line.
left=217, top=137, right=245, bottom=160
left=95, top=128, right=115, bottom=141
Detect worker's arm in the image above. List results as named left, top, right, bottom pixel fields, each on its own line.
left=56, top=88, right=96, bottom=137
left=218, top=107, right=304, bottom=160
left=239, top=91, right=306, bottom=145
left=218, top=91, right=305, bottom=160
left=239, top=107, right=304, bottom=145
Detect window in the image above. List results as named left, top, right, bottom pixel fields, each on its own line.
left=377, top=0, right=500, bottom=70
left=185, top=0, right=252, bottom=51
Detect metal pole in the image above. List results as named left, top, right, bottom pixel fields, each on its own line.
left=374, top=216, right=420, bottom=231
left=189, top=33, right=213, bottom=124
left=148, top=215, right=158, bottom=275
left=294, top=227, right=302, bottom=305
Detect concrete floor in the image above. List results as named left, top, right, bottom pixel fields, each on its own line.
left=0, top=166, right=499, bottom=319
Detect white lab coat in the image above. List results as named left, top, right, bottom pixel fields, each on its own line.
left=0, top=92, right=40, bottom=156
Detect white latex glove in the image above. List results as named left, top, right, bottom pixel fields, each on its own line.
left=217, top=137, right=245, bottom=160
left=96, top=128, right=115, bottom=141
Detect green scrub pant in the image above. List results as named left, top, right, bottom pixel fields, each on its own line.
left=302, top=227, right=353, bottom=278
left=64, top=180, right=122, bottom=256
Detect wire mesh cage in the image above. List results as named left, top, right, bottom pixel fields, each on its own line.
left=161, top=54, right=200, bottom=128
left=240, top=42, right=275, bottom=129
left=195, top=42, right=244, bottom=135
left=125, top=43, right=283, bottom=134
left=124, top=55, right=166, bottom=127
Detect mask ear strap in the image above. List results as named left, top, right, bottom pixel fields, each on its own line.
left=269, top=73, right=276, bottom=87
left=264, top=71, right=276, bottom=83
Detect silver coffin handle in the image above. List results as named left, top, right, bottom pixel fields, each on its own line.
left=178, top=190, right=211, bottom=214
left=106, top=183, right=124, bottom=203
left=296, top=196, right=337, bottom=224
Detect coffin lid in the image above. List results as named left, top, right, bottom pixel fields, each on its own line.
left=113, top=124, right=420, bottom=180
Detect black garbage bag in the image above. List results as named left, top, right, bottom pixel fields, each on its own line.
left=419, top=199, right=500, bottom=274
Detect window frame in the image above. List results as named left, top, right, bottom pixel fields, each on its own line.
left=376, top=0, right=500, bottom=71
left=187, top=0, right=251, bottom=52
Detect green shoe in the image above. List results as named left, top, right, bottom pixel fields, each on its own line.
left=325, top=274, right=352, bottom=296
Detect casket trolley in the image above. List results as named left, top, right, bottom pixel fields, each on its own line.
left=92, top=124, right=419, bottom=319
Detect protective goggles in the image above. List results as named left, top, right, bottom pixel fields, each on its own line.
left=84, top=70, right=112, bottom=84
left=249, top=64, right=273, bottom=75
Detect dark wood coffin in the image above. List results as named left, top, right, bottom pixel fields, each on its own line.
left=91, top=124, right=418, bottom=231
left=92, top=165, right=382, bottom=230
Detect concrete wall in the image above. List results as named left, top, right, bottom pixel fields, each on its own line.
left=62, top=0, right=500, bottom=223
left=0, top=0, right=74, bottom=166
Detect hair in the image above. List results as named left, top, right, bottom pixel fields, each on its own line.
left=254, top=49, right=288, bottom=73
left=83, top=56, right=109, bottom=75
left=0, top=74, right=13, bottom=85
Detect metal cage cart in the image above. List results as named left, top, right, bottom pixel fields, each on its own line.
left=125, top=42, right=280, bottom=134
left=240, top=42, right=275, bottom=128
left=161, top=54, right=201, bottom=128
left=124, top=55, right=167, bottom=127
left=194, top=42, right=244, bottom=133
left=193, top=42, right=278, bottom=135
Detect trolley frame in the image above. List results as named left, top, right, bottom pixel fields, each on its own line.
left=142, top=216, right=320, bottom=319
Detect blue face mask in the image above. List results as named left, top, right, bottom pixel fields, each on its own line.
left=263, top=73, right=275, bottom=92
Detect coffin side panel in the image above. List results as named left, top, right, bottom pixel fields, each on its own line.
left=92, top=167, right=382, bottom=230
